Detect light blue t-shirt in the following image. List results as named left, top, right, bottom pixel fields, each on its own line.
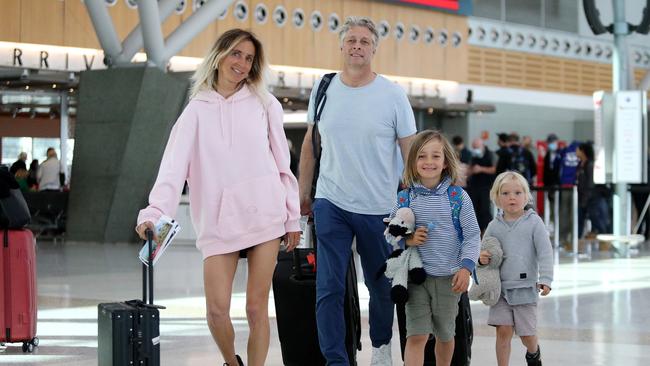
left=307, top=74, right=416, bottom=214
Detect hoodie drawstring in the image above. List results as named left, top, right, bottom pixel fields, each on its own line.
left=230, top=97, right=234, bottom=148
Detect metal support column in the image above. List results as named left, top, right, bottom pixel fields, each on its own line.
left=118, top=0, right=179, bottom=65
left=84, top=0, right=123, bottom=66
left=161, top=0, right=234, bottom=64
left=137, top=0, right=167, bottom=68
left=553, top=190, right=560, bottom=248
left=60, top=92, right=69, bottom=186
left=572, top=186, right=579, bottom=259
left=612, top=0, right=632, bottom=241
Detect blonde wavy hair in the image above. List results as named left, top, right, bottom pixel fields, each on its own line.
left=489, top=171, right=532, bottom=208
left=189, top=29, right=268, bottom=102
left=402, top=130, right=460, bottom=187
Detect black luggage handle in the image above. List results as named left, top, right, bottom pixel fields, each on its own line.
left=141, top=229, right=166, bottom=308
left=292, top=219, right=318, bottom=280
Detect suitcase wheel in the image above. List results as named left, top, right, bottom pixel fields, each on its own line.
left=32, top=337, right=39, bottom=347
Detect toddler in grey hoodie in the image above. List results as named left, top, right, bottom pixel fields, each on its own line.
left=481, top=171, right=553, bottom=366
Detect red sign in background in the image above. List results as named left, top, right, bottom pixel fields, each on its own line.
left=391, top=0, right=460, bottom=11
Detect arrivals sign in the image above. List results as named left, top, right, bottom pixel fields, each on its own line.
left=0, top=42, right=106, bottom=72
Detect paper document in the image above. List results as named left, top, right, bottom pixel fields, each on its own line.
left=138, top=215, right=181, bottom=267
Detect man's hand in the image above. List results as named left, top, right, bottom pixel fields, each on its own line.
left=451, top=268, right=471, bottom=293
left=300, top=195, right=313, bottom=216
left=406, top=227, right=428, bottom=246
left=284, top=231, right=301, bottom=252
left=538, top=284, right=551, bottom=296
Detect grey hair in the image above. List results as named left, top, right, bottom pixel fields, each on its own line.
left=338, top=16, right=379, bottom=49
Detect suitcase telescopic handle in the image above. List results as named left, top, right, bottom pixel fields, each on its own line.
left=143, top=229, right=154, bottom=305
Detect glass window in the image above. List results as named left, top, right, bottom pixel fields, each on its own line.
left=473, top=0, right=503, bottom=20
left=2, top=137, right=33, bottom=166
left=505, top=0, right=542, bottom=27
left=545, top=0, right=578, bottom=32
left=33, top=138, right=61, bottom=162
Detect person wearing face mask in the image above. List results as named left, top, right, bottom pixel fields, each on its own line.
left=543, top=134, right=561, bottom=188
left=542, top=134, right=562, bottom=223
left=467, top=138, right=496, bottom=233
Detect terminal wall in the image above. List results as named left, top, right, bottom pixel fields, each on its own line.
left=66, top=67, right=189, bottom=243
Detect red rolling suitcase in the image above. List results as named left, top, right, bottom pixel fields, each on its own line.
left=0, top=229, right=39, bottom=352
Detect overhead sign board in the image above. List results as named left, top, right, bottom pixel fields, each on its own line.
left=381, top=0, right=472, bottom=15
left=613, top=91, right=647, bottom=183
left=594, top=90, right=648, bottom=184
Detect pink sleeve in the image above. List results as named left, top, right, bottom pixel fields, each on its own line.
left=137, top=105, right=197, bottom=226
left=267, top=99, right=301, bottom=233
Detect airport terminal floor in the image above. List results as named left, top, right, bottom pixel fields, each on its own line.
left=1, top=239, right=650, bottom=366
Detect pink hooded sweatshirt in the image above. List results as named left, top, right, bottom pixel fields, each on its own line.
left=137, top=85, right=300, bottom=259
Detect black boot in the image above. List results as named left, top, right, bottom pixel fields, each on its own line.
left=525, top=346, right=542, bottom=366
left=223, top=355, right=244, bottom=366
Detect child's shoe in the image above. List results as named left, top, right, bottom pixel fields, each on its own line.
left=525, top=346, right=542, bottom=366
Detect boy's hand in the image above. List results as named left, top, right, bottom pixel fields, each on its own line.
left=406, top=227, right=428, bottom=246
left=538, top=284, right=551, bottom=296
left=478, top=250, right=492, bottom=265
left=452, top=268, right=471, bottom=293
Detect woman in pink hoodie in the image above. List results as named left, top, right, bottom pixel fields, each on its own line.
left=135, top=29, right=301, bottom=366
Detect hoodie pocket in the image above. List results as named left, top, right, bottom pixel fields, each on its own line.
left=215, top=174, right=287, bottom=241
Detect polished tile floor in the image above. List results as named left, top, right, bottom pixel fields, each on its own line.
left=2, top=239, right=650, bottom=365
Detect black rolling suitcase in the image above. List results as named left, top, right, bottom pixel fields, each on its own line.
left=397, top=292, right=473, bottom=366
left=98, top=230, right=165, bottom=366
left=273, top=222, right=361, bottom=366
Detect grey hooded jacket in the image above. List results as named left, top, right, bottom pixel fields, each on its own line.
left=484, top=209, right=554, bottom=305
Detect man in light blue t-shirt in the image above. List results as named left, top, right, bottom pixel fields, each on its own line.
left=298, top=16, right=417, bottom=366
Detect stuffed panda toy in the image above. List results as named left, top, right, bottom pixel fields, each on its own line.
left=381, top=207, right=426, bottom=304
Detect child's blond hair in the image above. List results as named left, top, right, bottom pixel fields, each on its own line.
left=402, top=130, right=460, bottom=187
left=489, top=171, right=533, bottom=208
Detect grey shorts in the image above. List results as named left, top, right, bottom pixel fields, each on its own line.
left=405, top=276, right=460, bottom=342
left=488, top=295, right=537, bottom=336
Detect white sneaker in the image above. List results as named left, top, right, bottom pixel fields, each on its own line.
left=370, top=342, right=392, bottom=366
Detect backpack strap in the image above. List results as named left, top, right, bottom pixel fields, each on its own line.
left=311, top=73, right=337, bottom=162
left=310, top=73, right=337, bottom=198
left=397, top=188, right=410, bottom=208
left=447, top=185, right=479, bottom=284
left=447, top=185, right=464, bottom=243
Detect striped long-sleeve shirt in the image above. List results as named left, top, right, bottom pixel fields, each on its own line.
left=388, top=177, right=481, bottom=277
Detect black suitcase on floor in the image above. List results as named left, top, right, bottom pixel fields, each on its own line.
left=273, top=229, right=361, bottom=366
left=397, top=292, right=473, bottom=366
left=98, top=230, right=165, bottom=366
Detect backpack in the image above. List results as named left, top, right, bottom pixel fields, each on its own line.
left=396, top=185, right=479, bottom=284
left=509, top=146, right=532, bottom=182
left=309, top=73, right=337, bottom=196
left=0, top=167, right=31, bottom=229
